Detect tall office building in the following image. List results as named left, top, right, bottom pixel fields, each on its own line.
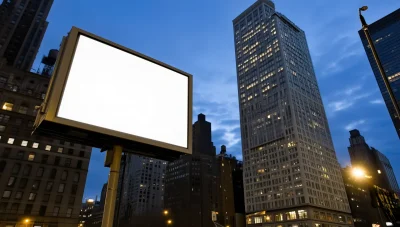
left=0, top=0, right=54, bottom=71
left=165, top=114, right=218, bottom=227
left=348, top=129, right=400, bottom=195
left=359, top=9, right=400, bottom=139
left=0, top=63, right=91, bottom=227
left=116, top=154, right=167, bottom=227
left=233, top=1, right=352, bottom=226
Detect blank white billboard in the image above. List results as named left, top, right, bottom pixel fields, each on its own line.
left=57, top=35, right=189, bottom=148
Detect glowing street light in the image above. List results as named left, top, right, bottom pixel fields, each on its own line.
left=352, top=168, right=366, bottom=178
left=25, top=219, right=30, bottom=223
left=163, top=210, right=169, bottom=215
left=167, top=219, right=173, bottom=225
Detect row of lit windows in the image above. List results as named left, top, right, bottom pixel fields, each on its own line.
left=248, top=210, right=308, bottom=224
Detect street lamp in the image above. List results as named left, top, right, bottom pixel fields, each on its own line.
left=167, top=219, right=172, bottom=225
left=352, top=167, right=366, bottom=179
left=163, top=210, right=169, bottom=216
left=359, top=6, right=400, bottom=123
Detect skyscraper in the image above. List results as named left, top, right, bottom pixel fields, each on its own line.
left=0, top=63, right=91, bottom=227
left=164, top=114, right=217, bottom=227
left=116, top=154, right=167, bottom=227
left=0, top=0, right=54, bottom=71
left=233, top=1, right=352, bottom=226
left=348, top=129, right=400, bottom=195
left=359, top=9, right=400, bottom=139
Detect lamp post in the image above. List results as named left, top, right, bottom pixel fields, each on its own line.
left=358, top=6, right=400, bottom=124
left=24, top=219, right=29, bottom=227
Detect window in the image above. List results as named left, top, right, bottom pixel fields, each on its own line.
left=50, top=169, right=57, bottom=179
left=58, top=183, right=65, bottom=193
left=43, top=194, right=50, bottom=202
left=68, top=149, right=73, bottom=155
left=73, top=173, right=80, bottom=182
left=264, top=215, right=272, bottom=222
left=77, top=160, right=82, bottom=169
left=18, top=106, right=28, bottom=114
left=2, top=148, right=11, bottom=157
left=32, top=143, right=39, bottom=148
left=23, top=165, right=32, bottom=176
left=28, top=193, right=36, bottom=201
left=2, top=102, right=13, bottom=111
left=0, top=160, right=5, bottom=172
left=66, top=208, right=73, bottom=217
left=45, top=145, right=51, bottom=151
left=7, top=138, right=14, bottom=144
left=15, top=119, right=22, bottom=125
left=254, top=217, right=262, bottom=224
left=286, top=211, right=297, bottom=220
left=55, top=195, right=63, bottom=203
left=54, top=157, right=60, bottom=165
left=65, top=158, right=71, bottom=167
left=11, top=203, right=19, bottom=213
left=61, top=171, right=68, bottom=180
left=19, top=178, right=27, bottom=188
left=298, top=210, right=307, bottom=219
left=247, top=218, right=252, bottom=225
left=57, top=147, right=63, bottom=153
left=275, top=213, right=283, bottom=221
left=39, top=205, right=46, bottom=216
left=68, top=196, right=75, bottom=205
left=46, top=182, right=53, bottom=191
left=36, top=167, right=44, bottom=177
left=0, top=202, right=7, bottom=212
left=71, top=184, right=78, bottom=195
left=79, top=150, right=85, bottom=157
left=41, top=154, right=49, bottom=164
left=52, top=206, right=60, bottom=216
left=7, top=177, right=15, bottom=186
left=41, top=93, right=46, bottom=100
left=12, top=163, right=21, bottom=174
left=17, top=150, right=24, bottom=159
left=21, top=140, right=28, bottom=146
left=2, top=191, right=11, bottom=198
left=28, top=153, right=35, bottom=161
left=32, top=181, right=40, bottom=190
left=15, top=191, right=23, bottom=199
left=0, top=125, right=5, bottom=132
left=24, top=204, right=33, bottom=214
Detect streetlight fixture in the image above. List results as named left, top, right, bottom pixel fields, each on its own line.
left=352, top=167, right=366, bottom=179
left=358, top=6, right=400, bottom=122
left=167, top=219, right=173, bottom=225
left=24, top=219, right=29, bottom=223
left=163, top=210, right=169, bottom=216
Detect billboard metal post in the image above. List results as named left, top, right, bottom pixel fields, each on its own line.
left=101, top=145, right=123, bottom=227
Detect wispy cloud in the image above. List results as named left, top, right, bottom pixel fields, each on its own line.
left=327, top=84, right=373, bottom=113
left=345, top=119, right=366, bottom=131
left=370, top=99, right=384, bottom=105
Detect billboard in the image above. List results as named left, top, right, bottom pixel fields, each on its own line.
left=34, top=27, right=192, bottom=159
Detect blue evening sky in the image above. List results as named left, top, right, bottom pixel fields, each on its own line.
left=33, top=0, right=400, bottom=199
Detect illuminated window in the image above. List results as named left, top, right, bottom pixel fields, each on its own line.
left=286, top=211, right=297, bottom=220
left=18, top=106, right=28, bottom=114
left=2, top=102, right=13, bottom=111
left=298, top=210, right=307, bottom=219
left=58, top=184, right=65, bottom=193
left=254, top=217, right=262, bottom=224
left=28, top=193, right=36, bottom=201
left=275, top=213, right=283, bottom=221
left=2, top=190, right=11, bottom=198
left=57, top=148, right=63, bottom=153
left=264, top=215, right=272, bottom=222
left=45, top=145, right=51, bottom=151
left=0, top=125, right=5, bottom=132
left=377, top=170, right=381, bottom=174
left=247, top=218, right=252, bottom=224
left=7, top=138, right=14, bottom=144
left=32, top=143, right=39, bottom=148
left=66, top=208, right=73, bottom=217
left=21, top=140, right=28, bottom=146
left=28, top=153, right=35, bottom=161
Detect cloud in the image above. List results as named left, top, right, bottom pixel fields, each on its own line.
left=370, top=99, right=384, bottom=105
left=327, top=84, right=373, bottom=113
left=345, top=119, right=366, bottom=131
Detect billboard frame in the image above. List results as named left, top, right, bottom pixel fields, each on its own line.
left=34, top=26, right=192, bottom=159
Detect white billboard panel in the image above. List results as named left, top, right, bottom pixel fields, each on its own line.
left=57, top=35, right=189, bottom=148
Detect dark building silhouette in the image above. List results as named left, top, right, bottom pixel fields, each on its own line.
left=216, top=145, right=245, bottom=227
left=0, top=63, right=92, bottom=227
left=165, top=114, right=217, bottom=227
left=348, top=129, right=400, bottom=195
left=342, top=167, right=387, bottom=227
left=0, top=0, right=54, bottom=71
left=359, top=8, right=400, bottom=138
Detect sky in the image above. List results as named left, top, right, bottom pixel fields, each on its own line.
left=33, top=0, right=400, bottom=199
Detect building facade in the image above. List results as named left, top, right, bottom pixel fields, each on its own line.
left=0, top=0, right=54, bottom=71
left=0, top=63, right=91, bottom=227
left=359, top=8, right=400, bottom=139
left=348, top=129, right=400, bottom=195
left=165, top=114, right=218, bottom=227
left=116, top=154, right=167, bottom=227
left=233, top=1, right=352, bottom=226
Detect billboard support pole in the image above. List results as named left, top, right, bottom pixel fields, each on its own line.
left=101, top=145, right=123, bottom=227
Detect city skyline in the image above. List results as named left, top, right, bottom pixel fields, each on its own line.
left=30, top=0, right=400, bottom=199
